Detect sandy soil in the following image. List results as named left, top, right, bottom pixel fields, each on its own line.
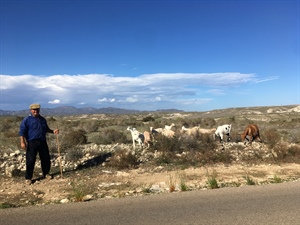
left=1, top=162, right=300, bottom=208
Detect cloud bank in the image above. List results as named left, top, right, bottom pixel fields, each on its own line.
left=0, top=73, right=278, bottom=111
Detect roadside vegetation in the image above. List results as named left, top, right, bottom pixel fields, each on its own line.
left=1, top=106, right=300, bottom=207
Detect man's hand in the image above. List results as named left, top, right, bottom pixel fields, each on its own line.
left=20, top=136, right=27, bottom=150
left=21, top=142, right=27, bottom=150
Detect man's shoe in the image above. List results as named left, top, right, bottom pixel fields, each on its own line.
left=44, top=174, right=53, bottom=180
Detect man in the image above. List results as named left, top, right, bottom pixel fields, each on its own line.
left=19, top=103, right=59, bottom=185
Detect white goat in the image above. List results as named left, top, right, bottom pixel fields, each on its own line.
left=164, top=123, right=175, bottom=130
left=214, top=124, right=232, bottom=142
left=127, top=127, right=144, bottom=149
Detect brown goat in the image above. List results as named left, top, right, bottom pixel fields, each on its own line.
left=241, top=124, right=262, bottom=145
left=143, top=131, right=152, bottom=148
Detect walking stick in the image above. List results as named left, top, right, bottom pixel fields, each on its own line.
left=56, top=132, right=63, bottom=178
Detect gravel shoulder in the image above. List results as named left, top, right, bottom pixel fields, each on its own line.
left=1, top=162, right=299, bottom=208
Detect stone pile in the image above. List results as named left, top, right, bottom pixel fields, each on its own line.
left=0, top=143, right=123, bottom=177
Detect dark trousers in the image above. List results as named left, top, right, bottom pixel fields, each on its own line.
left=25, top=140, right=51, bottom=180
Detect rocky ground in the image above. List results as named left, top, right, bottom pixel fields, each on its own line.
left=1, top=142, right=300, bottom=208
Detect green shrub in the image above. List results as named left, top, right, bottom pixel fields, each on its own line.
left=179, top=173, right=188, bottom=191
left=0, top=202, right=17, bottom=209
left=270, top=175, right=282, bottom=183
left=206, top=170, right=218, bottom=189
left=244, top=175, right=256, bottom=185
left=142, top=116, right=155, bottom=122
left=61, top=129, right=87, bottom=150
left=97, top=129, right=127, bottom=145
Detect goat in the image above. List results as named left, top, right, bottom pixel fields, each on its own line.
left=181, top=125, right=200, bottom=136
left=162, top=129, right=175, bottom=138
left=241, top=124, right=262, bottom=145
left=150, top=127, right=163, bottom=134
left=127, top=126, right=144, bottom=149
left=198, top=128, right=216, bottom=134
left=150, top=126, right=174, bottom=138
left=164, top=123, right=175, bottom=130
left=214, top=124, right=232, bottom=142
left=150, top=127, right=163, bottom=142
left=143, top=131, right=152, bottom=148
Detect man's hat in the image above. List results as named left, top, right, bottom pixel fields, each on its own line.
left=29, top=103, right=41, bottom=109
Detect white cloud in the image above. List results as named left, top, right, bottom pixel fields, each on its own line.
left=155, top=96, right=162, bottom=101
left=253, top=76, right=279, bottom=83
left=98, top=98, right=108, bottom=102
left=126, top=96, right=139, bottom=103
left=98, top=98, right=115, bottom=102
left=48, top=99, right=60, bottom=104
left=0, top=73, right=278, bottom=111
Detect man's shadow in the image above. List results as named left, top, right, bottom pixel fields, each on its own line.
left=51, top=152, right=112, bottom=177
left=76, top=152, right=112, bottom=170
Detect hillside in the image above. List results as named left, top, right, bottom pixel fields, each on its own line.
left=0, top=104, right=299, bottom=208
left=1, top=104, right=299, bottom=117
left=0, top=106, right=184, bottom=116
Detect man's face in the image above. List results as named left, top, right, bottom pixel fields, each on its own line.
left=31, top=108, right=40, bottom=117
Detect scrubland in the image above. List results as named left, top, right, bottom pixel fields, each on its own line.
left=0, top=105, right=299, bottom=208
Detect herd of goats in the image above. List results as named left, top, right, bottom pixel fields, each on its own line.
left=127, top=123, right=262, bottom=149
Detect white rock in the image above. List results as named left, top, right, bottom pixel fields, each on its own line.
left=82, top=195, right=93, bottom=201
left=60, top=198, right=70, bottom=204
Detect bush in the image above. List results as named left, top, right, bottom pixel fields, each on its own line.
left=65, top=146, right=84, bottom=162
left=153, top=133, right=220, bottom=167
left=180, top=135, right=200, bottom=151
left=96, top=129, right=127, bottom=145
left=154, top=135, right=181, bottom=153
left=287, top=145, right=300, bottom=158
left=106, top=149, right=140, bottom=170
left=61, top=129, right=87, bottom=151
left=206, top=170, right=219, bottom=189
left=142, top=116, right=155, bottom=122
left=80, top=121, right=100, bottom=133
left=264, top=129, right=281, bottom=149
left=272, top=143, right=300, bottom=163
left=244, top=175, right=256, bottom=185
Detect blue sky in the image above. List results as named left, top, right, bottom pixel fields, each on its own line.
left=0, top=0, right=299, bottom=112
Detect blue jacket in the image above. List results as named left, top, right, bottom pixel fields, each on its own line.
left=19, top=114, right=51, bottom=141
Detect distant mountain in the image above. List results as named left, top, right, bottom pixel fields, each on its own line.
left=0, top=106, right=184, bottom=116
left=1, top=104, right=298, bottom=117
